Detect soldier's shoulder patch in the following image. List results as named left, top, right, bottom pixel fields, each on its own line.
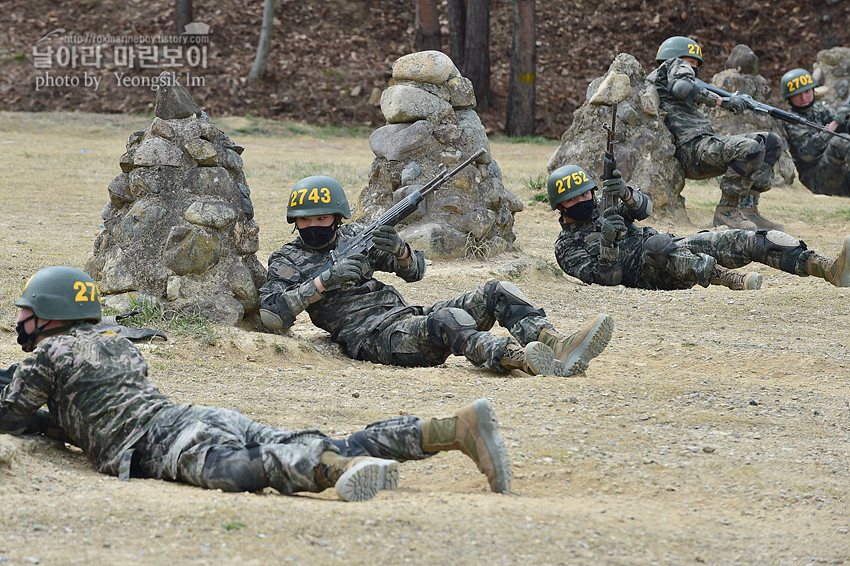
left=275, top=264, right=298, bottom=280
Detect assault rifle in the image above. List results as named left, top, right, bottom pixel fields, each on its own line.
left=313, top=148, right=485, bottom=280
left=696, top=78, right=850, bottom=143
left=600, top=105, right=626, bottom=241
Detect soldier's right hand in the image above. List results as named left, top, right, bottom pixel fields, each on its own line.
left=319, top=252, right=367, bottom=289
left=599, top=208, right=626, bottom=246
left=720, top=95, right=748, bottom=114
left=601, top=170, right=630, bottom=201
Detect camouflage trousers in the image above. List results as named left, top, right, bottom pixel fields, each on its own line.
left=799, top=138, right=850, bottom=197
left=677, top=132, right=781, bottom=198
left=645, top=229, right=811, bottom=289
left=357, top=281, right=551, bottom=372
left=133, top=404, right=428, bottom=494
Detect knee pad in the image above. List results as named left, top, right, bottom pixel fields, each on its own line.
left=759, top=132, right=783, bottom=166
left=752, top=229, right=807, bottom=273
left=426, top=308, right=478, bottom=353
left=643, top=233, right=679, bottom=270
left=201, top=445, right=268, bottom=492
left=483, top=281, right=545, bottom=329
left=728, top=137, right=765, bottom=177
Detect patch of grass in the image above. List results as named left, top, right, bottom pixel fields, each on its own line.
left=222, top=521, right=246, bottom=531
left=117, top=296, right=219, bottom=346
left=491, top=134, right=558, bottom=145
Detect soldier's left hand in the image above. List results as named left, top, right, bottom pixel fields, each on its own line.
left=721, top=95, right=748, bottom=114
left=601, top=169, right=630, bottom=201
left=372, top=224, right=407, bottom=257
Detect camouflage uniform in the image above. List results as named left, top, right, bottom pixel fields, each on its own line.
left=259, top=223, right=554, bottom=372
left=651, top=57, right=781, bottom=201
left=783, top=101, right=850, bottom=197
left=554, top=188, right=815, bottom=289
left=0, top=324, right=431, bottom=493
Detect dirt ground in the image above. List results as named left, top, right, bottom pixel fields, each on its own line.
left=0, top=111, right=849, bottom=565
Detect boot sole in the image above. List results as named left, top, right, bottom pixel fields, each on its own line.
left=335, top=459, right=399, bottom=502
left=472, top=398, right=512, bottom=494
left=524, top=341, right=556, bottom=376
left=745, top=273, right=763, bottom=290
left=554, top=314, right=614, bottom=377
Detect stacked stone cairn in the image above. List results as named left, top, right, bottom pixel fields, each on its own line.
left=359, top=50, right=523, bottom=258
left=85, top=72, right=266, bottom=326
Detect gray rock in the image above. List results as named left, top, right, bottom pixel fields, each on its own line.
left=132, top=136, right=184, bottom=167
left=725, top=44, right=759, bottom=75
left=183, top=201, right=238, bottom=229
left=381, top=85, right=453, bottom=124
left=154, top=71, right=203, bottom=119
left=369, top=121, right=436, bottom=162
left=812, top=46, right=850, bottom=110
left=162, top=225, right=221, bottom=276
left=392, top=50, right=458, bottom=85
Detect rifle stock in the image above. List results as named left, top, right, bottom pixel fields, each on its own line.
left=314, top=148, right=486, bottom=282
left=695, top=78, right=850, bottom=144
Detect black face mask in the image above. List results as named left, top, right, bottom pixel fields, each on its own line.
left=16, top=314, right=38, bottom=353
left=298, top=225, right=337, bottom=250
left=691, top=65, right=699, bottom=78
left=563, top=199, right=595, bottom=222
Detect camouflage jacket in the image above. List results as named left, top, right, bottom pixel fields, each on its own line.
left=258, top=223, right=427, bottom=357
left=554, top=187, right=658, bottom=288
left=652, top=57, right=720, bottom=147
left=783, top=101, right=849, bottom=176
left=0, top=324, right=173, bottom=478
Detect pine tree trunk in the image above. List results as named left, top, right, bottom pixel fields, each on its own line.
left=463, top=0, right=490, bottom=110
left=415, top=0, right=442, bottom=51
left=505, top=0, right=536, bottom=136
left=247, top=0, right=276, bottom=82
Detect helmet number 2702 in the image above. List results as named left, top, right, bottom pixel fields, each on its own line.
left=291, top=187, right=332, bottom=206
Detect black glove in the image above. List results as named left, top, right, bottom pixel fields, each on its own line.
left=601, top=169, right=630, bottom=201
left=721, top=95, right=748, bottom=114
left=318, top=252, right=366, bottom=289
left=371, top=224, right=407, bottom=257
left=599, top=208, right=626, bottom=247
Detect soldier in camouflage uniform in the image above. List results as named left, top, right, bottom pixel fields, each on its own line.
left=548, top=165, right=850, bottom=290
left=0, top=266, right=513, bottom=499
left=779, top=68, right=850, bottom=197
left=258, top=176, right=614, bottom=378
left=650, top=36, right=784, bottom=231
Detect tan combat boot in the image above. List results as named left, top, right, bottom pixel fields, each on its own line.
left=499, top=341, right=556, bottom=376
left=421, top=398, right=511, bottom=493
left=740, top=191, right=784, bottom=231
left=314, top=451, right=399, bottom=502
left=538, top=314, right=614, bottom=377
left=805, top=235, right=850, bottom=287
left=709, top=266, right=763, bottom=290
left=713, top=194, right=757, bottom=231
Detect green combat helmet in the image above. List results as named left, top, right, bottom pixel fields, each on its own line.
left=780, top=68, right=817, bottom=101
left=547, top=165, right=596, bottom=209
left=655, top=36, right=703, bottom=65
left=16, top=266, right=102, bottom=322
left=286, top=175, right=351, bottom=223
